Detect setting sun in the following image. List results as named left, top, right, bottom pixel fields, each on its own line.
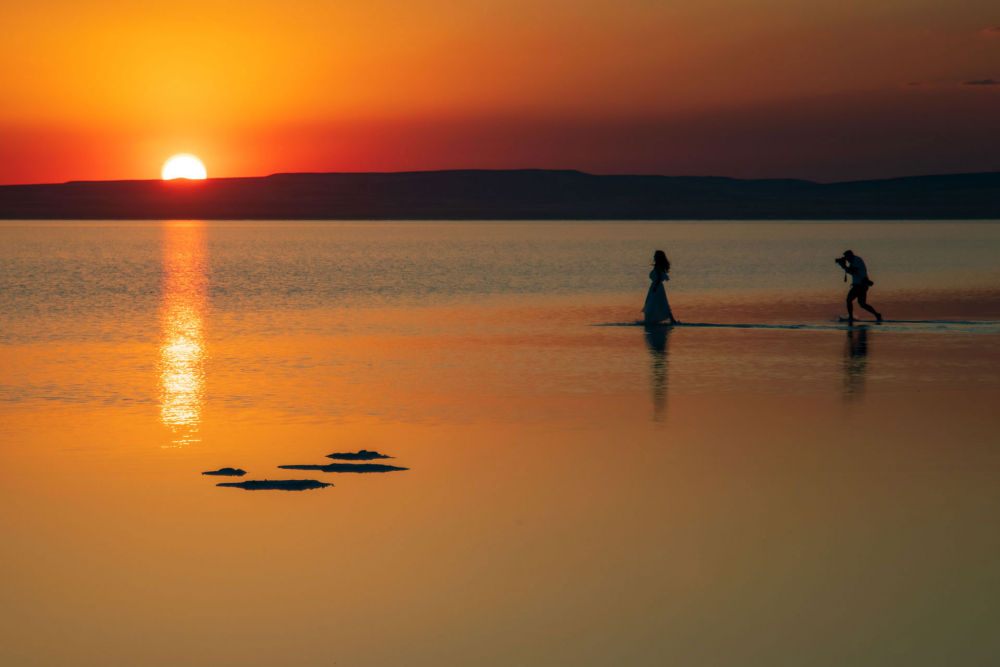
left=162, top=155, right=207, bottom=180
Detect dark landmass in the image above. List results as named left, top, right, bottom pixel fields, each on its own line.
left=202, top=467, right=247, bottom=476
left=217, top=479, right=331, bottom=491
left=279, top=463, right=409, bottom=473
left=326, top=450, right=392, bottom=460
left=1, top=169, right=999, bottom=220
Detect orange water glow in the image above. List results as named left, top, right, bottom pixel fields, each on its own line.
left=157, top=222, right=207, bottom=446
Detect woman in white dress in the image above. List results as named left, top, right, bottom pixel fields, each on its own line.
left=642, top=250, right=678, bottom=325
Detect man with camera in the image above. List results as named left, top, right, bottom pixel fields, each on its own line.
left=836, top=250, right=882, bottom=323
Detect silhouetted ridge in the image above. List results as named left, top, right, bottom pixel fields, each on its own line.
left=2, top=169, right=998, bottom=219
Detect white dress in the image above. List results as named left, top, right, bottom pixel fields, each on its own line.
left=642, top=269, right=673, bottom=324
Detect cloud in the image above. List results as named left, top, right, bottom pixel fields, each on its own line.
left=983, top=27, right=1000, bottom=35
left=963, top=79, right=999, bottom=86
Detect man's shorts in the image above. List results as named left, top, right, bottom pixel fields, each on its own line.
left=847, top=284, right=869, bottom=301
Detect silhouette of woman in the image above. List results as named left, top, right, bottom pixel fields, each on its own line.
left=642, top=250, right=678, bottom=325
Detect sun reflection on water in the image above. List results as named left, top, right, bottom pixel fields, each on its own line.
left=158, top=222, right=207, bottom=446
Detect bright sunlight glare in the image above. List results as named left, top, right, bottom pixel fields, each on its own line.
left=162, top=155, right=207, bottom=180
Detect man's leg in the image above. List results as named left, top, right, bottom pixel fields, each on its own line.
left=857, top=288, right=882, bottom=321
left=846, top=287, right=857, bottom=321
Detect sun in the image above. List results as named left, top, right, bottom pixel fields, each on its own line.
left=162, top=154, right=207, bottom=180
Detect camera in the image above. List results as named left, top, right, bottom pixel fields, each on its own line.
left=835, top=256, right=847, bottom=266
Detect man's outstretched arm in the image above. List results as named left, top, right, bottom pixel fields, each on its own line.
left=836, top=257, right=858, bottom=275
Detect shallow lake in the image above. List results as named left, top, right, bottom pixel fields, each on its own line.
left=2, top=221, right=999, bottom=666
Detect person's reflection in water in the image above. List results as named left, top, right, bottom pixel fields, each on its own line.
left=644, top=325, right=672, bottom=422
left=158, top=222, right=208, bottom=446
left=842, top=326, right=869, bottom=400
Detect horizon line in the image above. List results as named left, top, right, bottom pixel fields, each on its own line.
left=3, top=167, right=1000, bottom=189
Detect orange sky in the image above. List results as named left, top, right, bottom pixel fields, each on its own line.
left=1, top=0, right=999, bottom=184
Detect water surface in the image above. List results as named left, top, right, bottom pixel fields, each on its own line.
left=2, top=221, right=999, bottom=666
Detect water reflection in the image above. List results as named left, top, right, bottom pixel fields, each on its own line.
left=644, top=325, right=672, bottom=421
left=158, top=222, right=207, bottom=446
left=842, top=327, right=869, bottom=400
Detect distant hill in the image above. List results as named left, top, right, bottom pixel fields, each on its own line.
left=0, top=169, right=998, bottom=220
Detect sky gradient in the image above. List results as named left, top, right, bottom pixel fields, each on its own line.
left=2, top=0, right=999, bottom=184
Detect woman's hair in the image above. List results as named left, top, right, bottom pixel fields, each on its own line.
left=653, top=250, right=670, bottom=273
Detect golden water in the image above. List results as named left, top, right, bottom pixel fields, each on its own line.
left=2, top=221, right=999, bottom=666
